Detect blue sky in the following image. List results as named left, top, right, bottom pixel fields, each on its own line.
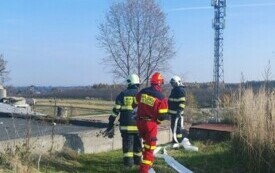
left=0, top=0, right=274, bottom=86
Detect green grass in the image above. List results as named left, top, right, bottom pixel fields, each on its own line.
left=39, top=141, right=242, bottom=173
left=169, top=142, right=242, bottom=173
left=41, top=150, right=145, bottom=173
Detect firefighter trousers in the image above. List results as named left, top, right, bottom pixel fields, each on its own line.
left=137, top=120, right=158, bottom=173
left=121, top=132, right=142, bottom=167
left=170, top=114, right=187, bottom=143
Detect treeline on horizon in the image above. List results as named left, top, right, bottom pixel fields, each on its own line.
left=6, top=80, right=275, bottom=108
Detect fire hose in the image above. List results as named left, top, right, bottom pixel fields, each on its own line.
left=152, top=146, right=194, bottom=173
left=172, top=115, right=198, bottom=151
left=149, top=116, right=198, bottom=173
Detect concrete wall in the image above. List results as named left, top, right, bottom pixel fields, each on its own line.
left=0, top=127, right=171, bottom=154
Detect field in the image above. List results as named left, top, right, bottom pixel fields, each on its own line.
left=32, top=98, right=208, bottom=123
left=0, top=91, right=273, bottom=173
left=32, top=98, right=113, bottom=117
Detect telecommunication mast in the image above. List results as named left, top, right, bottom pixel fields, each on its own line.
left=211, top=0, right=226, bottom=122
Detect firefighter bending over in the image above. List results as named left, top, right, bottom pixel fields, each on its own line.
left=103, top=74, right=142, bottom=167
left=168, top=75, right=188, bottom=144
left=136, top=72, right=169, bottom=173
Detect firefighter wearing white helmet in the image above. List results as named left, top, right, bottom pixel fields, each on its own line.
left=170, top=75, right=183, bottom=87
left=126, top=74, right=140, bottom=86
left=104, top=74, right=142, bottom=167
left=168, top=75, right=187, bottom=144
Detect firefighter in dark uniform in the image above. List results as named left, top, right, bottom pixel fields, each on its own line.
left=103, top=74, right=142, bottom=167
left=168, top=75, right=187, bottom=144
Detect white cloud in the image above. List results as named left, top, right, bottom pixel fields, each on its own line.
left=168, top=2, right=275, bottom=12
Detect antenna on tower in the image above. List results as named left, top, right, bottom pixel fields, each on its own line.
left=211, top=0, right=226, bottom=122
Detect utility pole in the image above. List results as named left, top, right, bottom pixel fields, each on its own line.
left=211, top=0, right=226, bottom=122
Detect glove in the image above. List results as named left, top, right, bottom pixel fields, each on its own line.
left=102, top=115, right=116, bottom=138
left=103, top=127, right=115, bottom=138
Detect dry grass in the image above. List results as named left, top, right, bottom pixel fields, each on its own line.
left=0, top=147, right=40, bottom=173
left=233, top=87, right=275, bottom=173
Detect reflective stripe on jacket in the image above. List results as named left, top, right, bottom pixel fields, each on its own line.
left=168, top=86, right=186, bottom=114
left=111, top=85, right=139, bottom=133
left=136, top=85, right=168, bottom=122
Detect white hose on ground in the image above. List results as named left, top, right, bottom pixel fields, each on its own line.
left=173, top=113, right=198, bottom=151
left=154, top=147, right=194, bottom=173
left=181, top=138, right=199, bottom=152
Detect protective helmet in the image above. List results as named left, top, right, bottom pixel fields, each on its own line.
left=126, top=74, right=140, bottom=86
left=150, top=72, right=164, bottom=85
left=170, top=75, right=182, bottom=87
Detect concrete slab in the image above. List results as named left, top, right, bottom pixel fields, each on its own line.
left=0, top=117, right=171, bottom=154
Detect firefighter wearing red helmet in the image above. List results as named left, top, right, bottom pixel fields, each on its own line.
left=136, top=72, right=169, bottom=173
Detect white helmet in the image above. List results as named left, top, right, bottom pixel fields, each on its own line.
left=126, top=74, right=140, bottom=86
left=170, top=75, right=182, bottom=87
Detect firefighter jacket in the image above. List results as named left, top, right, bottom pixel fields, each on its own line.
left=110, top=85, right=138, bottom=133
left=136, top=85, right=168, bottom=123
left=168, top=86, right=186, bottom=115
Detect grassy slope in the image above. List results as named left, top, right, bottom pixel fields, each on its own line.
left=40, top=141, right=241, bottom=173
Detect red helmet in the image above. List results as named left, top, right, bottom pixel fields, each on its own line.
left=150, top=72, right=164, bottom=85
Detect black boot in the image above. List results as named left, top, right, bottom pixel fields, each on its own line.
left=123, top=157, right=133, bottom=167
left=134, top=155, right=141, bottom=165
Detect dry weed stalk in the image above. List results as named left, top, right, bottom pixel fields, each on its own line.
left=234, top=87, right=275, bottom=172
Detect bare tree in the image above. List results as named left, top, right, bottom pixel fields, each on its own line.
left=98, top=0, right=175, bottom=85
left=0, top=54, right=9, bottom=84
